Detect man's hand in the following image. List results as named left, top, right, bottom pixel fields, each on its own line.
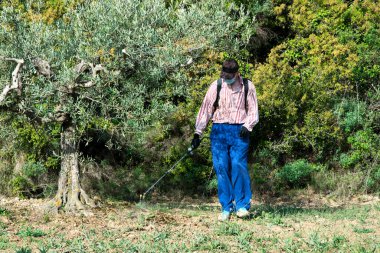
left=191, top=134, right=201, bottom=149
left=239, top=126, right=250, bottom=138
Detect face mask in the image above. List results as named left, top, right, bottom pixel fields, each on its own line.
left=225, top=78, right=235, bottom=85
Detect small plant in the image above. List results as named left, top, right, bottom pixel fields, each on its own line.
left=353, top=227, right=374, bottom=234
left=16, top=227, right=46, bottom=238
left=206, top=177, right=218, bottom=192
left=15, top=248, right=32, bottom=253
left=238, top=231, right=253, bottom=250
left=0, top=207, right=10, bottom=217
left=191, top=234, right=210, bottom=250
left=307, top=232, right=329, bottom=251
left=215, top=222, right=241, bottom=236
left=332, top=235, right=347, bottom=248
left=0, top=221, right=7, bottom=236
left=38, top=247, right=49, bottom=253
left=208, top=240, right=228, bottom=250
left=42, top=213, right=51, bottom=223
left=153, top=231, right=170, bottom=242
left=259, top=211, right=286, bottom=226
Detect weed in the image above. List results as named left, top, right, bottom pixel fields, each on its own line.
left=208, top=240, right=228, bottom=250
left=332, top=235, right=347, bottom=248
left=153, top=231, right=170, bottom=241
left=215, top=222, right=241, bottom=236
left=0, top=235, right=10, bottom=250
left=0, top=207, right=10, bottom=217
left=42, top=213, right=51, bottom=223
left=257, top=210, right=287, bottom=226
left=282, top=237, right=305, bottom=252
left=17, top=227, right=46, bottom=238
left=68, top=237, right=86, bottom=251
left=15, top=248, right=32, bottom=253
left=0, top=221, right=7, bottom=233
left=191, top=234, right=210, bottom=250
left=353, top=227, right=375, bottom=234
left=237, top=231, right=253, bottom=250
left=38, top=246, right=49, bottom=253
left=102, top=229, right=115, bottom=238
left=255, top=236, right=280, bottom=249
left=307, top=232, right=330, bottom=252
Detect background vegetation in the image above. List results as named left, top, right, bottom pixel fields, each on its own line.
left=0, top=0, right=379, bottom=201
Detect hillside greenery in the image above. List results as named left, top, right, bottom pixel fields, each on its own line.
left=0, top=0, right=379, bottom=201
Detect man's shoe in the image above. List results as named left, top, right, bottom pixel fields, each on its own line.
left=218, top=211, right=231, bottom=221
left=236, top=208, right=249, bottom=218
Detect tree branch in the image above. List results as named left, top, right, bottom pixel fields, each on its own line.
left=74, top=61, right=104, bottom=88
left=0, top=57, right=24, bottom=103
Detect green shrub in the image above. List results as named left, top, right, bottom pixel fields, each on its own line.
left=275, top=159, right=317, bottom=189
left=9, top=161, right=50, bottom=198
left=22, top=161, right=47, bottom=178
left=339, top=129, right=379, bottom=170
left=10, top=176, right=31, bottom=198
left=334, top=99, right=366, bottom=133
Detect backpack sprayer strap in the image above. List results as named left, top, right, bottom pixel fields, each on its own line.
left=212, top=78, right=223, bottom=113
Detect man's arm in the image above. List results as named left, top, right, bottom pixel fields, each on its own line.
left=195, top=81, right=218, bottom=136
left=243, top=81, right=259, bottom=131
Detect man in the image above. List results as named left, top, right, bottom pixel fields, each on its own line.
left=191, top=59, right=259, bottom=221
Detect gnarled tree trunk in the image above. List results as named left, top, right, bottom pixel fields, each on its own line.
left=51, top=122, right=95, bottom=212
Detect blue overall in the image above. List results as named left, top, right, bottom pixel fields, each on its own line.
left=210, top=123, right=252, bottom=212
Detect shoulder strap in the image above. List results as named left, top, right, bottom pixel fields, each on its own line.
left=243, top=78, right=249, bottom=113
left=213, top=78, right=222, bottom=112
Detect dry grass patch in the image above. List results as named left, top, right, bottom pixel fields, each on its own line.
left=0, top=194, right=379, bottom=252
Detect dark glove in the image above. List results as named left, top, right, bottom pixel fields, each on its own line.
left=191, top=134, right=201, bottom=149
left=239, top=126, right=250, bottom=138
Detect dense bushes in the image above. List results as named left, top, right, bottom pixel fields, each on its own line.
left=0, top=0, right=379, bottom=199
left=246, top=0, right=380, bottom=196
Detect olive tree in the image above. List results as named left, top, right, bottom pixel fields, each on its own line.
left=0, top=0, right=252, bottom=211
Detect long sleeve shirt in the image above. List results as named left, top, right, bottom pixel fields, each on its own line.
left=195, top=76, right=259, bottom=136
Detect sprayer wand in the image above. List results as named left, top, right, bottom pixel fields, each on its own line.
left=139, top=147, right=194, bottom=202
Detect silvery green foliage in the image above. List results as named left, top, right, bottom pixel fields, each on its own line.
left=0, top=0, right=253, bottom=143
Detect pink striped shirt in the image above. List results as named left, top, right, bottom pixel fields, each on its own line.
left=195, top=76, right=259, bottom=135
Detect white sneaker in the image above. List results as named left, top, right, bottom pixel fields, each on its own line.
left=218, top=211, right=231, bottom=221
left=236, top=208, right=249, bottom=218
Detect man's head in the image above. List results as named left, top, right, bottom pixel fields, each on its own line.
left=221, top=59, right=239, bottom=84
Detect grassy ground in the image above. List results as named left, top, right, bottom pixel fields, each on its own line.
left=0, top=194, right=379, bottom=252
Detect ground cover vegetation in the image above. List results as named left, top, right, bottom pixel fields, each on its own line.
left=0, top=197, right=379, bottom=252
left=0, top=0, right=379, bottom=207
